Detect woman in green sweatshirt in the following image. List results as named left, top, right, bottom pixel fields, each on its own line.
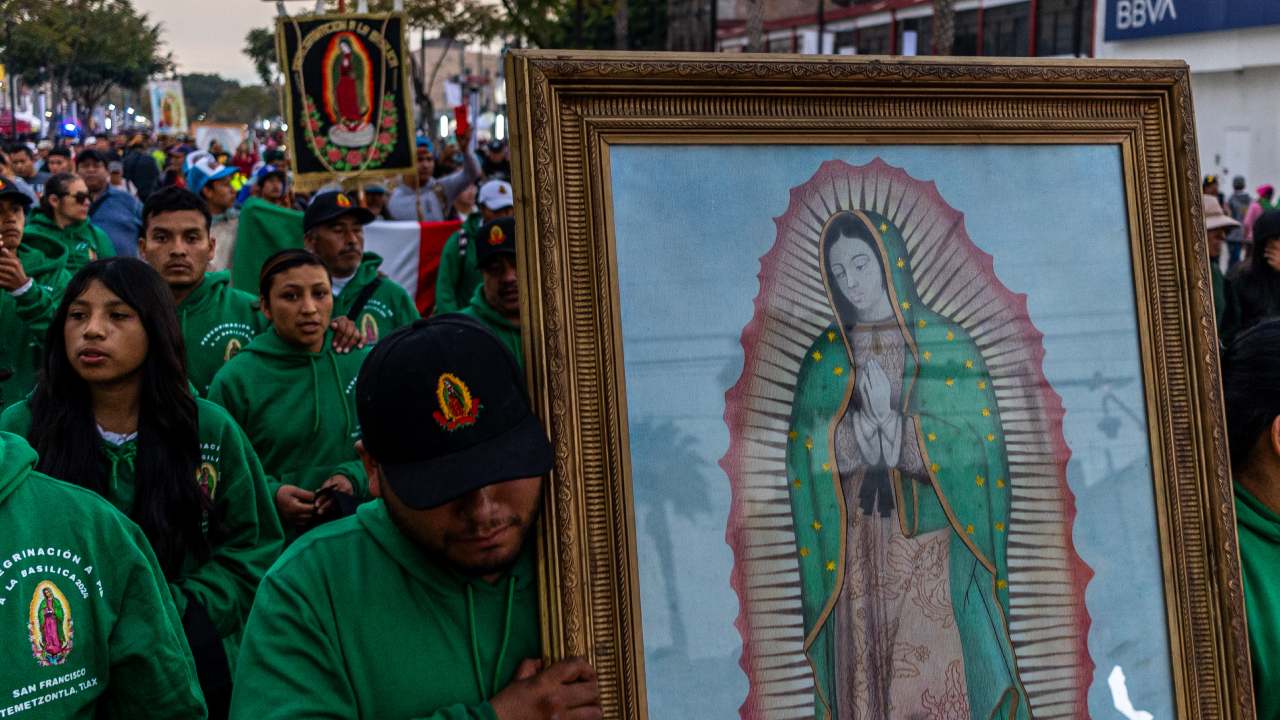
left=208, top=249, right=370, bottom=538
left=0, top=258, right=283, bottom=720
left=0, top=431, right=208, bottom=719
left=1223, top=319, right=1280, bottom=720
left=22, top=173, right=115, bottom=275
left=0, top=178, right=71, bottom=409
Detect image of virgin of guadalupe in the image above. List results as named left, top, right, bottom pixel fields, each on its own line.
left=724, top=159, right=1093, bottom=720
left=325, top=35, right=375, bottom=147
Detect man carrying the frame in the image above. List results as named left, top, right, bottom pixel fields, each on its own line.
left=229, top=316, right=601, bottom=720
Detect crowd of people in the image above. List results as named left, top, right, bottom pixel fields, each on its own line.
left=0, top=129, right=599, bottom=720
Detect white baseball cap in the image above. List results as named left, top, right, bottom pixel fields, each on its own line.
left=477, top=179, right=513, bottom=211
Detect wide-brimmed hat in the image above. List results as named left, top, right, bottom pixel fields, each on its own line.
left=1203, top=194, right=1240, bottom=231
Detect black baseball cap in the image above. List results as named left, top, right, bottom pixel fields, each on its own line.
left=474, top=217, right=516, bottom=269
left=75, top=148, right=111, bottom=167
left=0, top=177, right=33, bottom=207
left=304, top=190, right=375, bottom=233
left=356, top=315, right=552, bottom=510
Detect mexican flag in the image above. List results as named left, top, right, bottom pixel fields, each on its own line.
left=230, top=197, right=459, bottom=315
left=363, top=220, right=460, bottom=316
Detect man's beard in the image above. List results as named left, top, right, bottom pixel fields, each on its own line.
left=385, top=500, right=539, bottom=579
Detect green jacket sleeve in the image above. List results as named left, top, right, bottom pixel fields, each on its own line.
left=229, top=570, right=357, bottom=719
left=103, top=518, right=209, bottom=719
left=12, top=268, right=68, bottom=341
left=170, top=420, right=285, bottom=638
left=326, top=459, right=369, bottom=498
left=207, top=373, right=280, bottom=496
left=434, top=232, right=463, bottom=315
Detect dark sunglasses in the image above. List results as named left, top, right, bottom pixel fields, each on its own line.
left=59, top=192, right=91, bottom=204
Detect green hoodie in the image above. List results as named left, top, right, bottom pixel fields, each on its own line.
left=1236, top=483, right=1280, bottom=719
left=434, top=214, right=484, bottom=315
left=0, top=234, right=71, bottom=409
left=332, top=253, right=420, bottom=345
left=207, top=328, right=369, bottom=502
left=459, top=284, right=522, bottom=371
left=0, top=431, right=207, bottom=719
left=229, top=500, right=538, bottom=719
left=178, top=272, right=267, bottom=396
left=23, top=210, right=115, bottom=276
left=0, top=398, right=286, bottom=672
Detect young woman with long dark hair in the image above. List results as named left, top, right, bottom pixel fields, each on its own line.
left=0, top=257, right=284, bottom=719
left=208, top=249, right=370, bottom=538
left=21, top=172, right=114, bottom=274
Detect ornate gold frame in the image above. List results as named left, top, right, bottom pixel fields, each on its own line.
left=506, top=50, right=1252, bottom=719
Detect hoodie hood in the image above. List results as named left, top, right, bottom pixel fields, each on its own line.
left=177, top=270, right=233, bottom=315
left=15, top=231, right=68, bottom=281
left=1236, top=482, right=1280, bottom=543
left=243, top=325, right=331, bottom=362
left=25, top=208, right=93, bottom=237
left=0, top=431, right=37, bottom=508
left=242, top=327, right=353, bottom=434
left=342, top=252, right=385, bottom=292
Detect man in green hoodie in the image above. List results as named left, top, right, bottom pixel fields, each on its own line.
left=0, top=431, right=208, bottom=719
left=0, top=177, right=71, bottom=409
left=137, top=186, right=267, bottom=396
left=230, top=316, right=601, bottom=720
left=1223, top=320, right=1280, bottom=719
left=435, top=179, right=515, bottom=315
left=303, top=190, right=419, bottom=345
left=24, top=173, right=115, bottom=275
left=461, top=217, right=523, bottom=371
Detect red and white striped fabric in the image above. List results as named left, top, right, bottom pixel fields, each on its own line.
left=363, top=219, right=461, bottom=316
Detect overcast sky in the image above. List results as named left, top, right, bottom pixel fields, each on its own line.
left=134, top=0, right=283, bottom=85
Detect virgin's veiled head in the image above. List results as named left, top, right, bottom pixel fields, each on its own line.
left=821, top=211, right=895, bottom=327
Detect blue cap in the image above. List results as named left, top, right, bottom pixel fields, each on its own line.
left=185, top=151, right=237, bottom=195
left=415, top=135, right=434, bottom=152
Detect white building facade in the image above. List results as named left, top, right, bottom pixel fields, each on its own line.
left=1094, top=0, right=1280, bottom=191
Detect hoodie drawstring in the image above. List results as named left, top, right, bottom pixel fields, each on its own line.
left=308, top=356, right=321, bottom=433
left=466, top=576, right=517, bottom=700
left=102, top=441, right=137, bottom=501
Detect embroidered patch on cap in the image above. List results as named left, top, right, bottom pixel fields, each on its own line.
left=336, top=193, right=352, bottom=208
left=432, top=373, right=481, bottom=431
left=498, top=184, right=508, bottom=195
left=488, top=225, right=506, bottom=246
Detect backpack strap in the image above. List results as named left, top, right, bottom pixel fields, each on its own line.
left=345, top=277, right=383, bottom=321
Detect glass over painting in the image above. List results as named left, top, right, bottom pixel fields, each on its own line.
left=612, top=145, right=1171, bottom=719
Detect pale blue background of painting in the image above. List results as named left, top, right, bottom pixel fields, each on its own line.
left=612, top=144, right=1172, bottom=718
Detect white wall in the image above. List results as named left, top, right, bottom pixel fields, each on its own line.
left=1095, top=0, right=1280, bottom=190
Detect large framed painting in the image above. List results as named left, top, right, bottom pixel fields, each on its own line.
left=274, top=12, right=416, bottom=190
left=506, top=52, right=1252, bottom=719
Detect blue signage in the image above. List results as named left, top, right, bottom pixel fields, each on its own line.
left=1104, top=0, right=1280, bottom=41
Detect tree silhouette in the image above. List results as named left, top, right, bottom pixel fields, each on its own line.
left=630, top=418, right=714, bottom=658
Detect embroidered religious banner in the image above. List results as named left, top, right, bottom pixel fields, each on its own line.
left=275, top=12, right=415, bottom=190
